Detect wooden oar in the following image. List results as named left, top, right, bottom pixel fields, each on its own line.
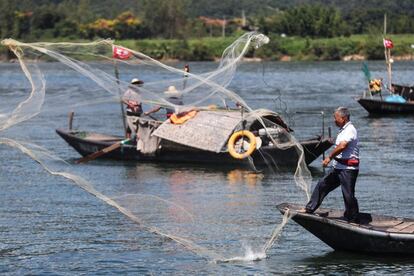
left=75, top=138, right=130, bottom=164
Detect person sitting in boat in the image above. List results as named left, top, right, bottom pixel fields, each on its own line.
left=369, top=78, right=383, bottom=95
left=144, top=85, right=183, bottom=119
left=304, top=107, right=360, bottom=223
left=122, top=78, right=144, bottom=138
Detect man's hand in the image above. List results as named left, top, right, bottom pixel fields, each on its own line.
left=322, top=156, right=331, bottom=167
left=323, top=141, right=348, bottom=167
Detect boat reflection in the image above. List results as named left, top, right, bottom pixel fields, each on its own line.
left=227, top=169, right=264, bottom=187
left=366, top=117, right=397, bottom=143
left=122, top=163, right=265, bottom=187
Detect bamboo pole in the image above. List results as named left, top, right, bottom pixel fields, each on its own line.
left=383, top=13, right=393, bottom=92
left=113, top=60, right=127, bottom=137
left=387, top=48, right=393, bottom=91
left=68, top=111, right=74, bottom=130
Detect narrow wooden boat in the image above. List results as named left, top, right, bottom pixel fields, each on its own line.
left=277, top=203, right=414, bottom=255
left=57, top=109, right=333, bottom=167
left=358, top=29, right=414, bottom=116
left=56, top=129, right=332, bottom=167
left=357, top=96, right=414, bottom=115
left=357, top=84, right=414, bottom=115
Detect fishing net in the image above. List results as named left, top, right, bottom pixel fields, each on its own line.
left=0, top=32, right=312, bottom=262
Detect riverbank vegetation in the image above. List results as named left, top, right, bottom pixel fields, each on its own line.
left=27, top=34, right=409, bottom=62
left=1, top=0, right=414, bottom=61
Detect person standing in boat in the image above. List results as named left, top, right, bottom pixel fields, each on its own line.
left=144, top=85, right=183, bottom=119
left=369, top=78, right=384, bottom=99
left=122, top=78, right=144, bottom=139
left=305, top=107, right=360, bottom=223
left=369, top=78, right=382, bottom=93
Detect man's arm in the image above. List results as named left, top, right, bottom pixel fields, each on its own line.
left=322, top=141, right=348, bottom=167
left=144, top=106, right=162, bottom=116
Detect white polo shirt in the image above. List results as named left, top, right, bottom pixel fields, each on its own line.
left=332, top=121, right=359, bottom=170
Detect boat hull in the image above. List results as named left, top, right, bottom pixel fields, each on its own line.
left=56, top=129, right=332, bottom=167
left=357, top=98, right=414, bottom=115
left=357, top=84, right=414, bottom=115
left=278, top=203, right=414, bottom=255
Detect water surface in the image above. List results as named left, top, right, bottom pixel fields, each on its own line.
left=1, top=61, right=413, bottom=274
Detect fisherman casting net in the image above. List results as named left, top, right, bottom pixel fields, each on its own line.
left=1, top=32, right=312, bottom=261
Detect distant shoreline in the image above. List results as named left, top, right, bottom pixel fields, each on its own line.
left=2, top=55, right=414, bottom=64
left=1, top=34, right=414, bottom=62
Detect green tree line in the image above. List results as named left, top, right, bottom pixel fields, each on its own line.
left=1, top=0, right=414, bottom=41
left=1, top=0, right=414, bottom=61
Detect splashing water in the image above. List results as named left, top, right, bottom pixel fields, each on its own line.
left=217, top=246, right=267, bottom=263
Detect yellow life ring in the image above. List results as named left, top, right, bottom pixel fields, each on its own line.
left=170, top=110, right=198, bottom=124
left=227, top=130, right=257, bottom=159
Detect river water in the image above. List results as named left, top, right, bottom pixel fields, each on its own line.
left=1, top=61, right=413, bottom=274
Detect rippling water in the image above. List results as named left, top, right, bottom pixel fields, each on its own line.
left=1, top=61, right=414, bottom=274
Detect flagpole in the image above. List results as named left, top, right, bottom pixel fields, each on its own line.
left=383, top=13, right=393, bottom=92
left=113, top=59, right=127, bottom=137
left=387, top=48, right=392, bottom=92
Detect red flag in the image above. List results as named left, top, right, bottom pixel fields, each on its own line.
left=383, top=38, right=394, bottom=49
left=112, top=45, right=132, bottom=60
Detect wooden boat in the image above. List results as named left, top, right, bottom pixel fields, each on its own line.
left=357, top=96, right=414, bottom=115
left=357, top=84, right=414, bottom=115
left=56, top=110, right=333, bottom=167
left=56, top=129, right=332, bottom=167
left=277, top=203, right=414, bottom=255
left=357, top=27, right=414, bottom=115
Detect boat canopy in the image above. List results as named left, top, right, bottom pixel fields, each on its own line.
left=153, top=109, right=289, bottom=153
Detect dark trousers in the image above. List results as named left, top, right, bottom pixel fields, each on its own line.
left=306, top=169, right=359, bottom=221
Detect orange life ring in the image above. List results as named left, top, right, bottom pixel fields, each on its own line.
left=227, top=130, right=257, bottom=159
left=170, top=110, right=198, bottom=124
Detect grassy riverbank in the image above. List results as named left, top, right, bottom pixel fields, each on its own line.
left=2, top=34, right=414, bottom=61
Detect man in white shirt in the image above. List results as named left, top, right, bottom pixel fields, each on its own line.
left=305, top=107, right=360, bottom=223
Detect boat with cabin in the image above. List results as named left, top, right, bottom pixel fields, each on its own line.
left=56, top=109, right=333, bottom=168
